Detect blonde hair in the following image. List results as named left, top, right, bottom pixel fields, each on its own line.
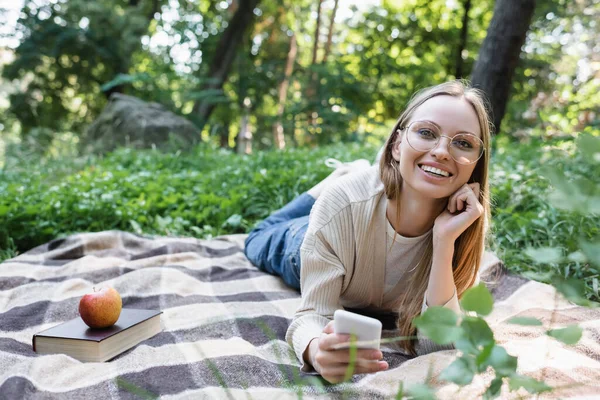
left=378, top=80, right=492, bottom=355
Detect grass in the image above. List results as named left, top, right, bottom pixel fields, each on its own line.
left=0, top=135, right=598, bottom=301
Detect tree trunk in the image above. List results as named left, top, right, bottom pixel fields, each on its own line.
left=192, top=0, right=261, bottom=130
left=311, top=0, right=323, bottom=67
left=237, top=112, right=253, bottom=155
left=454, top=0, right=471, bottom=79
left=307, top=0, right=323, bottom=128
left=470, top=0, right=536, bottom=134
left=322, top=0, right=339, bottom=64
left=273, top=33, right=298, bottom=150
left=219, top=122, right=230, bottom=148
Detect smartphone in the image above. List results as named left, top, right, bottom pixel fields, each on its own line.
left=333, top=309, right=382, bottom=349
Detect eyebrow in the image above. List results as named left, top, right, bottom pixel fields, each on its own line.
left=414, top=119, right=480, bottom=137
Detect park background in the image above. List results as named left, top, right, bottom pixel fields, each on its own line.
left=0, top=0, right=598, bottom=302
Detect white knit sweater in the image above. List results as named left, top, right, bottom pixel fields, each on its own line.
left=285, top=165, right=462, bottom=370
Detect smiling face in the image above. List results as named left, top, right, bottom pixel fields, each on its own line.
left=391, top=95, right=482, bottom=199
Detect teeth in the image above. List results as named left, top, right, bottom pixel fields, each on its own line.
left=420, top=165, right=450, bottom=177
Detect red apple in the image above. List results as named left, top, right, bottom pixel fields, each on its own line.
left=79, top=287, right=122, bottom=329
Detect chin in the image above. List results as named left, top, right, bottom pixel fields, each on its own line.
left=419, top=184, right=456, bottom=199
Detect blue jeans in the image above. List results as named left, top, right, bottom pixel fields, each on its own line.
left=244, top=193, right=315, bottom=291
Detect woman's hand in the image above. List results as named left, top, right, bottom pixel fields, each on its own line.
left=307, top=321, right=388, bottom=384
left=433, top=182, right=484, bottom=243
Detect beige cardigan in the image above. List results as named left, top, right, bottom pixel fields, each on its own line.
left=285, top=165, right=459, bottom=368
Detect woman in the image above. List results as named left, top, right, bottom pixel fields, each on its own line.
left=245, top=80, right=491, bottom=383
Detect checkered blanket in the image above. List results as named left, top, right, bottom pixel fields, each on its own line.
left=1, top=230, right=599, bottom=399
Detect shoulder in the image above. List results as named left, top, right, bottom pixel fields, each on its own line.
left=308, top=166, right=383, bottom=230
left=324, top=165, right=383, bottom=204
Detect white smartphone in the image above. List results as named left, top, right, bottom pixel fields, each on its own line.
left=333, top=309, right=382, bottom=350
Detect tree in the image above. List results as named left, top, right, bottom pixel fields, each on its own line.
left=2, top=0, right=164, bottom=136
left=272, top=32, right=297, bottom=149
left=454, top=0, right=472, bottom=79
left=321, top=0, right=338, bottom=64
left=306, top=0, right=324, bottom=128
left=470, top=0, right=537, bottom=134
left=191, top=0, right=261, bottom=131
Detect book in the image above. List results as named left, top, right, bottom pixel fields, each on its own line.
left=33, top=308, right=162, bottom=362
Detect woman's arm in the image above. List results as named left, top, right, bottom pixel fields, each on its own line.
left=286, top=183, right=388, bottom=381
left=425, top=238, right=460, bottom=311
left=427, top=182, right=484, bottom=311
left=286, top=236, right=388, bottom=381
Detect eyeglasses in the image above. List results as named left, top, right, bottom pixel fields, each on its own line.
left=401, top=121, right=484, bottom=165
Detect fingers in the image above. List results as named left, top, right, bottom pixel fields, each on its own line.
left=323, top=348, right=383, bottom=364
left=318, top=331, right=349, bottom=351
left=314, top=348, right=382, bottom=367
left=323, top=320, right=335, bottom=334
left=456, top=192, right=465, bottom=212
left=448, top=185, right=469, bottom=213
left=448, top=183, right=481, bottom=213
left=322, top=360, right=389, bottom=382
left=468, top=182, right=481, bottom=199
left=316, top=321, right=388, bottom=383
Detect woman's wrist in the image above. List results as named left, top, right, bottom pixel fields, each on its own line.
left=303, top=337, right=319, bottom=368
left=427, top=237, right=457, bottom=307
left=431, top=235, right=455, bottom=275
left=432, top=234, right=455, bottom=253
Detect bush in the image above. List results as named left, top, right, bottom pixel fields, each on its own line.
left=0, top=143, right=378, bottom=254
left=490, top=134, right=600, bottom=302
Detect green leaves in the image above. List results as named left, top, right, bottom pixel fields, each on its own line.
left=552, top=278, right=595, bottom=307
left=413, top=307, right=462, bottom=345
left=577, top=134, right=600, bottom=164
left=417, top=293, right=522, bottom=398
left=580, top=241, right=600, bottom=269
left=506, top=317, right=543, bottom=326
left=482, top=345, right=518, bottom=376
left=405, top=384, right=437, bottom=400
left=129, top=220, right=143, bottom=235
left=461, top=317, right=495, bottom=349
left=100, top=73, right=150, bottom=92
left=483, top=377, right=503, bottom=400
left=461, top=284, right=494, bottom=316
left=547, top=325, right=583, bottom=345
left=414, top=283, right=551, bottom=399
left=524, top=247, right=563, bottom=264
left=439, top=357, right=475, bottom=385
left=509, top=375, right=551, bottom=394
left=222, top=214, right=243, bottom=229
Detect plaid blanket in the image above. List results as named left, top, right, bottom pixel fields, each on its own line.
left=1, top=230, right=599, bottom=399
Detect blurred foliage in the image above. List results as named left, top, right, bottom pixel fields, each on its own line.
left=415, top=282, right=582, bottom=399
left=491, top=132, right=600, bottom=302
left=1, top=0, right=597, bottom=149
left=507, top=0, right=600, bottom=136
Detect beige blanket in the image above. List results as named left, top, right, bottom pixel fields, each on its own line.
left=1, top=230, right=599, bottom=399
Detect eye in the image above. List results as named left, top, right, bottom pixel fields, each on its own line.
left=417, top=128, right=436, bottom=138
left=453, top=139, right=473, bottom=149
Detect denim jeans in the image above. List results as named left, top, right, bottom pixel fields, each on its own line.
left=244, top=192, right=315, bottom=291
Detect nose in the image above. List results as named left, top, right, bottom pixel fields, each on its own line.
left=430, top=136, right=452, bottom=160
